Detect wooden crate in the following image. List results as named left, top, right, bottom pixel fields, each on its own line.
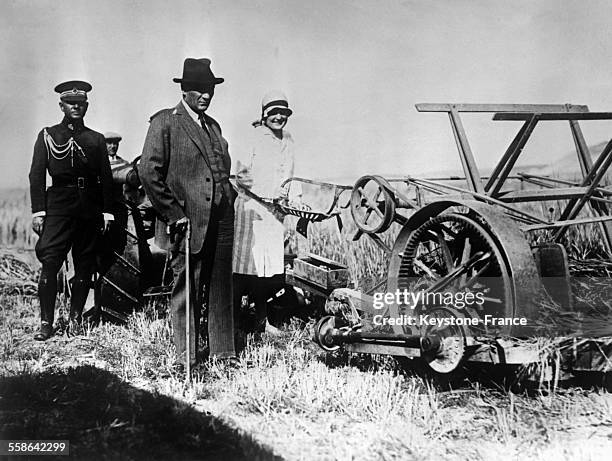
left=293, top=253, right=349, bottom=290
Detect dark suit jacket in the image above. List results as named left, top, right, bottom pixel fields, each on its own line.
left=29, top=117, right=113, bottom=219
left=139, top=101, right=232, bottom=253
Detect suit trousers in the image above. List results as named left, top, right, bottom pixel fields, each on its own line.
left=170, top=197, right=235, bottom=364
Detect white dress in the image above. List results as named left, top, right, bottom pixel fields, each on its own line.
left=232, top=125, right=298, bottom=277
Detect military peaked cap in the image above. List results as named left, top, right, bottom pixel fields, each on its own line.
left=54, top=80, right=92, bottom=102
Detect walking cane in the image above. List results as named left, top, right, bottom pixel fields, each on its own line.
left=185, top=219, right=192, bottom=379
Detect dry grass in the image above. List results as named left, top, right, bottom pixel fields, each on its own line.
left=0, top=189, right=36, bottom=248
left=1, top=297, right=611, bottom=460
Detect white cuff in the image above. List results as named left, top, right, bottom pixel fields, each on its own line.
left=32, top=211, right=46, bottom=218
left=103, top=213, right=115, bottom=221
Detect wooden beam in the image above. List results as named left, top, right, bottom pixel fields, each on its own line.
left=416, top=103, right=588, bottom=113
left=487, top=115, right=539, bottom=197
left=497, top=187, right=590, bottom=202
left=554, top=138, right=612, bottom=243
left=522, top=215, right=612, bottom=231
left=569, top=121, right=612, bottom=253
left=570, top=120, right=594, bottom=175
left=515, top=176, right=612, bottom=205
left=448, top=108, right=484, bottom=193
left=493, top=112, right=612, bottom=121
left=486, top=120, right=532, bottom=192
left=517, top=173, right=612, bottom=195
left=407, top=177, right=549, bottom=224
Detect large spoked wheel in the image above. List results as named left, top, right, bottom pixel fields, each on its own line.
left=395, top=212, right=514, bottom=337
left=350, top=175, right=396, bottom=233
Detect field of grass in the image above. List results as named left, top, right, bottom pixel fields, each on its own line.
left=2, top=296, right=611, bottom=460
left=1, top=185, right=611, bottom=460
left=0, top=188, right=36, bottom=249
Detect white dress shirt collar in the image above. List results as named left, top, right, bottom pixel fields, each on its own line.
left=181, top=99, right=202, bottom=124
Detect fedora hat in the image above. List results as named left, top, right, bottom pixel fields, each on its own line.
left=173, top=58, right=224, bottom=89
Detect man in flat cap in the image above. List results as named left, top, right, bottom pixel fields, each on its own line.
left=29, top=80, right=114, bottom=340
left=104, top=132, right=123, bottom=161
left=97, top=132, right=131, bottom=274
left=140, top=58, right=237, bottom=367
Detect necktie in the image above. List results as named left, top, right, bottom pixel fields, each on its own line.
left=199, top=114, right=210, bottom=137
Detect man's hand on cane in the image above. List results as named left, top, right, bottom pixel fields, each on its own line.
left=32, top=216, right=45, bottom=236
left=101, top=217, right=113, bottom=234
left=173, top=216, right=190, bottom=233
left=169, top=216, right=189, bottom=243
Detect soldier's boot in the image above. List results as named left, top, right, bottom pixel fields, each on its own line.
left=34, top=271, right=56, bottom=341
left=68, top=277, right=90, bottom=334
left=82, top=273, right=101, bottom=326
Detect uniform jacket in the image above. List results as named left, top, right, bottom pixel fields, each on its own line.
left=29, top=117, right=113, bottom=218
left=139, top=101, right=233, bottom=253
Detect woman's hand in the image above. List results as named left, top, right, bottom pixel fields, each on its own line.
left=236, top=173, right=253, bottom=189
left=235, top=162, right=253, bottom=189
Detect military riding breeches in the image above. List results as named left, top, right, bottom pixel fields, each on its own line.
left=35, top=215, right=100, bottom=323
left=35, top=215, right=100, bottom=275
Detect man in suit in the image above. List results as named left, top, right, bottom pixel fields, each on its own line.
left=29, top=80, right=114, bottom=340
left=139, top=58, right=237, bottom=366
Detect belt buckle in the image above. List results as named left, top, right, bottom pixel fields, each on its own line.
left=77, top=177, right=85, bottom=189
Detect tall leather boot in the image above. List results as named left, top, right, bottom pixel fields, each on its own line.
left=34, top=269, right=57, bottom=341
left=69, top=277, right=91, bottom=328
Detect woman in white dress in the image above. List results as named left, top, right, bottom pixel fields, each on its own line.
left=233, top=90, right=299, bottom=335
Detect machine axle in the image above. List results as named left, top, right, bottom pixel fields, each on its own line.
left=315, top=317, right=442, bottom=354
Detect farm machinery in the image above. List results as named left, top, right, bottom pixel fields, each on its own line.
left=302, top=103, right=612, bottom=380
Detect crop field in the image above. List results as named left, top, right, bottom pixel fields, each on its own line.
left=0, top=188, right=36, bottom=249
left=1, top=185, right=611, bottom=460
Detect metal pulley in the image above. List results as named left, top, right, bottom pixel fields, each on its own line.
left=419, top=307, right=468, bottom=374
left=350, top=175, right=397, bottom=233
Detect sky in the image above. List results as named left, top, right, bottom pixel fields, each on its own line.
left=2, top=0, right=612, bottom=188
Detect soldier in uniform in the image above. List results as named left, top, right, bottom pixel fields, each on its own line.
left=29, top=80, right=114, bottom=341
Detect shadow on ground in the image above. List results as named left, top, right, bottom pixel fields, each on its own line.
left=0, top=366, right=281, bottom=461
left=318, top=350, right=612, bottom=394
